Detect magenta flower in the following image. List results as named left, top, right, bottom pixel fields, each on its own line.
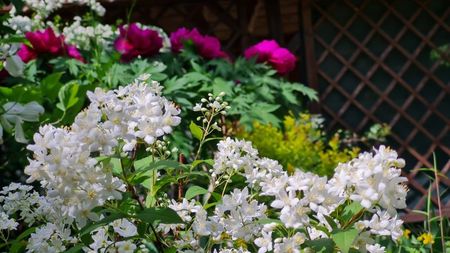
left=268, top=48, right=297, bottom=74
left=169, top=27, right=226, bottom=59
left=17, top=44, right=37, bottom=63
left=17, top=28, right=84, bottom=63
left=66, top=45, right=85, bottom=63
left=170, top=27, right=202, bottom=53
left=244, top=40, right=297, bottom=74
left=114, top=23, right=163, bottom=62
left=244, top=40, right=279, bottom=62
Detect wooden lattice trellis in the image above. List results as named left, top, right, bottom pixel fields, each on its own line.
left=299, top=0, right=450, bottom=221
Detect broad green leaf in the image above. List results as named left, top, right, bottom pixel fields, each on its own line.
left=331, top=229, right=358, bottom=253
left=134, top=159, right=181, bottom=172
left=304, top=238, right=335, bottom=253
left=185, top=185, right=208, bottom=200
left=341, top=202, right=364, bottom=223
left=136, top=207, right=183, bottom=224
left=110, top=158, right=122, bottom=175
left=79, top=212, right=128, bottom=236
left=191, top=159, right=214, bottom=168
left=56, top=82, right=80, bottom=111
left=41, top=72, right=63, bottom=101
left=189, top=121, right=203, bottom=140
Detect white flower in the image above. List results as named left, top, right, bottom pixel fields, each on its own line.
left=116, top=240, right=137, bottom=253
left=0, top=212, right=18, bottom=230
left=366, top=243, right=386, bottom=253
left=360, top=210, right=403, bottom=241
left=254, top=230, right=273, bottom=253
left=112, top=219, right=138, bottom=237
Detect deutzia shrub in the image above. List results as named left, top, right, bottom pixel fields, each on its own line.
left=0, top=75, right=408, bottom=252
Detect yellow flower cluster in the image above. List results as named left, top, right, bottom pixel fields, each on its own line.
left=238, top=114, right=359, bottom=176
left=418, top=232, right=435, bottom=245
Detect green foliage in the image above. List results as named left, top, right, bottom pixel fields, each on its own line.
left=238, top=113, right=360, bottom=176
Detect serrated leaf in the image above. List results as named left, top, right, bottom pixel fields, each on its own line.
left=331, top=229, right=358, bottom=253
left=136, top=207, right=183, bottom=224
left=212, top=77, right=234, bottom=96
left=185, top=185, right=208, bottom=200
left=189, top=121, right=203, bottom=140
left=290, top=82, right=318, bottom=101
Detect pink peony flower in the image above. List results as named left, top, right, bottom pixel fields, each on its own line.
left=169, top=27, right=226, bottom=59
left=114, top=23, right=163, bottom=62
left=244, top=40, right=297, bottom=74
left=170, top=27, right=202, bottom=53
left=268, top=47, right=297, bottom=74
left=244, top=40, right=279, bottom=62
left=17, top=44, right=37, bottom=63
left=17, top=28, right=84, bottom=63
left=66, top=45, right=85, bottom=63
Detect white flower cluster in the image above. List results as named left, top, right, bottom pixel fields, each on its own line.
left=24, top=0, right=105, bottom=19
left=24, top=75, right=179, bottom=227
left=208, top=139, right=408, bottom=252
left=0, top=183, right=48, bottom=226
left=329, top=145, right=408, bottom=214
left=84, top=218, right=138, bottom=253
left=3, top=15, right=34, bottom=33
left=194, top=187, right=267, bottom=242
left=26, top=222, right=77, bottom=253
left=63, top=16, right=114, bottom=50
left=86, top=74, right=181, bottom=151
left=158, top=199, right=202, bottom=234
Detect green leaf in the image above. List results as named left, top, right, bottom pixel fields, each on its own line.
left=183, top=72, right=209, bottom=83
left=163, top=247, right=177, bottom=253
left=191, top=159, right=214, bottom=168
left=331, top=229, right=359, bottom=253
left=190, top=60, right=203, bottom=73
left=290, top=82, right=318, bottom=101
left=56, top=82, right=80, bottom=111
left=136, top=207, right=183, bottom=224
left=15, top=227, right=36, bottom=242
left=341, top=202, right=364, bottom=223
left=9, top=240, right=26, bottom=253
left=212, top=77, right=234, bottom=96
left=41, top=72, right=63, bottom=101
left=134, top=159, right=181, bottom=172
left=64, top=244, right=84, bottom=253
left=189, top=121, right=203, bottom=140
left=185, top=185, right=208, bottom=200
left=79, top=212, right=128, bottom=236
left=304, top=238, right=335, bottom=253
left=280, top=84, right=298, bottom=104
